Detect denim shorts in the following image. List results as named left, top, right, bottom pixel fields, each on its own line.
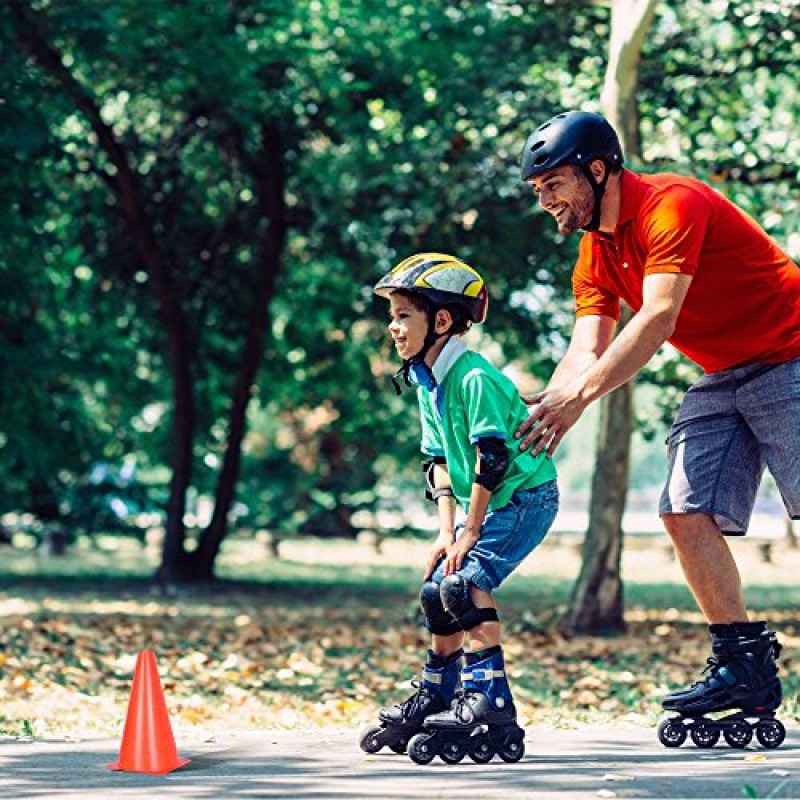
left=659, top=358, right=800, bottom=534
left=430, top=479, right=559, bottom=592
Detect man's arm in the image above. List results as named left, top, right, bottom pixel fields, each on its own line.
left=515, top=313, right=616, bottom=445
left=545, top=313, right=617, bottom=392
left=518, top=272, right=692, bottom=455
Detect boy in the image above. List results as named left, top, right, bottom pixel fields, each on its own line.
left=359, top=253, right=558, bottom=764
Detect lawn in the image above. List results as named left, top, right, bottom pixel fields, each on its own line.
left=0, top=532, right=797, bottom=740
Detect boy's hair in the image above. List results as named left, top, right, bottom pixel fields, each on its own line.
left=391, top=289, right=472, bottom=336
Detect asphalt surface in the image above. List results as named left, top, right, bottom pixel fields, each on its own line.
left=1, top=722, right=797, bottom=799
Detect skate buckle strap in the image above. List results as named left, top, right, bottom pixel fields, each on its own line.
left=422, top=668, right=443, bottom=685
left=463, top=668, right=505, bottom=682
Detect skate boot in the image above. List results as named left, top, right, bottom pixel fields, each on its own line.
left=359, top=649, right=462, bottom=754
left=658, top=621, right=785, bottom=750
left=408, top=646, right=525, bottom=764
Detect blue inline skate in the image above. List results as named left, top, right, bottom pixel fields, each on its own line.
left=359, top=649, right=462, bottom=755
left=408, top=646, right=525, bottom=764
left=658, top=622, right=785, bottom=750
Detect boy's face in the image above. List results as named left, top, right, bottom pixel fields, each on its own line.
left=388, top=293, right=428, bottom=360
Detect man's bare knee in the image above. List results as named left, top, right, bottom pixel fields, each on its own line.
left=661, top=512, right=719, bottom=539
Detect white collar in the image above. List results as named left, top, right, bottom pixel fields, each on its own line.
left=432, top=337, right=466, bottom=386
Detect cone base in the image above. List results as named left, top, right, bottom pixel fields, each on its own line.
left=107, top=756, right=190, bottom=775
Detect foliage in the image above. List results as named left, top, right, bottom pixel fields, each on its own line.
left=0, top=0, right=797, bottom=573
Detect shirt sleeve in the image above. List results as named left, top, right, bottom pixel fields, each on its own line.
left=573, top=233, right=621, bottom=320
left=417, top=390, right=445, bottom=457
left=640, top=185, right=712, bottom=277
left=460, top=370, right=508, bottom=444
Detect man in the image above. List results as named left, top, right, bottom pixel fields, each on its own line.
left=516, top=110, right=799, bottom=743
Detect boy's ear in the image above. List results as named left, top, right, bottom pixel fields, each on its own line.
left=435, top=309, right=453, bottom=334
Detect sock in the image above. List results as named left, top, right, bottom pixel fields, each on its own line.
left=709, top=620, right=768, bottom=639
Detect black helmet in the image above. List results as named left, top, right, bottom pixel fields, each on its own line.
left=374, top=252, right=488, bottom=324
left=520, top=110, right=623, bottom=182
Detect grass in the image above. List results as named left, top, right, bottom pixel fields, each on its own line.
left=0, top=531, right=797, bottom=740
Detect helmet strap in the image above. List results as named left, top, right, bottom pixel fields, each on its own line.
left=390, top=318, right=450, bottom=394
left=580, top=162, right=610, bottom=232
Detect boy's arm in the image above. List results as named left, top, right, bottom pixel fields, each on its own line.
left=442, top=438, right=506, bottom=575
left=423, top=460, right=457, bottom=579
left=430, top=461, right=456, bottom=540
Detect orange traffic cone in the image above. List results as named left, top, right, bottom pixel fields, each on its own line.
left=108, top=650, right=190, bottom=774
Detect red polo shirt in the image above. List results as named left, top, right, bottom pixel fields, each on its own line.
left=573, top=170, right=800, bottom=373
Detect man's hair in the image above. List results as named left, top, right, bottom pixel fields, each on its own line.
left=568, top=161, right=622, bottom=179
left=390, top=289, right=471, bottom=336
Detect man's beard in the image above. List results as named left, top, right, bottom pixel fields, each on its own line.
left=557, top=177, right=596, bottom=234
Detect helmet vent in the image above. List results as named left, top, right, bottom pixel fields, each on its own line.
left=529, top=142, right=546, bottom=164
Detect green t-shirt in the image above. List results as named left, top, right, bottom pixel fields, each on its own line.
left=418, top=346, right=557, bottom=513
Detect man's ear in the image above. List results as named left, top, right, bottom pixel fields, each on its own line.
left=435, top=309, right=453, bottom=334
left=588, top=158, right=606, bottom=183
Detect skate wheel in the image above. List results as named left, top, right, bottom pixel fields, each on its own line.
left=408, top=732, right=437, bottom=765
left=440, top=738, right=467, bottom=764
left=690, top=722, right=720, bottom=748
left=468, top=734, right=495, bottom=764
left=358, top=725, right=385, bottom=754
left=657, top=718, right=687, bottom=748
left=723, top=721, right=752, bottom=749
left=756, top=719, right=786, bottom=749
left=388, top=738, right=408, bottom=754
left=498, top=731, right=525, bottom=763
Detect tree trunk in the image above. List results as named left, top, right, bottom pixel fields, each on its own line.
left=13, top=5, right=196, bottom=582
left=785, top=515, right=798, bottom=550
left=560, top=0, right=657, bottom=635
left=561, top=320, right=633, bottom=634
left=600, top=0, right=658, bottom=154
left=190, top=123, right=287, bottom=580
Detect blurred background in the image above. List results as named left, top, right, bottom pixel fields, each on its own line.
left=0, top=0, right=798, bottom=737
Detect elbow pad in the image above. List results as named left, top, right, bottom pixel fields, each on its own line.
left=474, top=437, right=509, bottom=492
left=423, top=456, right=454, bottom=502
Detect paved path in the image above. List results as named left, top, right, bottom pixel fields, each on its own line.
left=1, top=723, right=797, bottom=799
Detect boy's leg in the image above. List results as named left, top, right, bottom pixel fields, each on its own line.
left=411, top=609, right=524, bottom=764
left=360, top=645, right=464, bottom=754
left=466, top=586, right=500, bottom=650
left=359, top=580, right=464, bottom=754
left=431, top=631, right=464, bottom=656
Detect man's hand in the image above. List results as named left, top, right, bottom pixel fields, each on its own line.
left=424, top=532, right=454, bottom=580
left=442, top=528, right=479, bottom=576
left=515, top=380, right=587, bottom=456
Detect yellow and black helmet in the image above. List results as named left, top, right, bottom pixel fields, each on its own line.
left=374, top=252, right=488, bottom=324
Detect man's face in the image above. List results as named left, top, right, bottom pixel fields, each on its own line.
left=388, top=293, right=428, bottom=360
left=529, top=164, right=595, bottom=235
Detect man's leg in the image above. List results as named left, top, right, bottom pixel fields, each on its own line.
left=661, top=512, right=748, bottom=623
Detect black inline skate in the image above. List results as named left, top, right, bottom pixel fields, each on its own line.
left=407, top=646, right=525, bottom=764
left=359, top=649, right=463, bottom=755
left=658, top=622, right=785, bottom=750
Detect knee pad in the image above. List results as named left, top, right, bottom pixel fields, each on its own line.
left=419, top=581, right=461, bottom=635
left=440, top=574, right=499, bottom=631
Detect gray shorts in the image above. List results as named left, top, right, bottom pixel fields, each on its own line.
left=659, top=358, right=800, bottom=534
